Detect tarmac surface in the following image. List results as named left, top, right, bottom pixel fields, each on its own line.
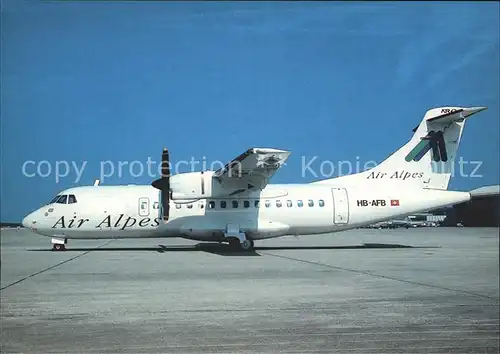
left=1, top=227, right=499, bottom=353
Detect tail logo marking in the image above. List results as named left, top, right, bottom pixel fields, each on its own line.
left=405, top=131, right=448, bottom=162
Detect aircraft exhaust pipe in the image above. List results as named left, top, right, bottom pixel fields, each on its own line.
left=151, top=148, right=170, bottom=221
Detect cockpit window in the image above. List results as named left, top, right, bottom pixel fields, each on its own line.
left=68, top=194, right=77, bottom=204
left=56, top=195, right=68, bottom=204
left=49, top=195, right=61, bottom=204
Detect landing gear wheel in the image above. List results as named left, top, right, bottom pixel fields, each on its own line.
left=240, top=239, right=253, bottom=251
left=52, top=244, right=66, bottom=251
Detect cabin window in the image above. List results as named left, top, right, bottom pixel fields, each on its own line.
left=244, top=200, right=250, bottom=208
left=187, top=204, right=193, bottom=209
left=176, top=203, right=181, bottom=209
left=265, top=200, right=271, bottom=208
left=56, top=195, right=68, bottom=204
left=308, top=200, right=314, bottom=207
left=141, top=201, right=147, bottom=210
left=232, top=200, right=238, bottom=208
left=287, top=200, right=292, bottom=207
left=276, top=200, right=282, bottom=208
left=153, top=202, right=159, bottom=209
left=319, top=199, right=325, bottom=207
left=254, top=200, right=260, bottom=208
left=68, top=194, right=77, bottom=204
left=208, top=201, right=215, bottom=209
left=297, top=200, right=303, bottom=208
left=220, top=201, right=227, bottom=208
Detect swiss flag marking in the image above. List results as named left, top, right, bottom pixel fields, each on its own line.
left=391, top=199, right=400, bottom=207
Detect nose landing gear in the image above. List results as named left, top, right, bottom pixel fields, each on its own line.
left=51, top=237, right=67, bottom=251
left=52, top=243, right=66, bottom=251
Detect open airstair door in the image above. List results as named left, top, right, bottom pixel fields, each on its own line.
left=151, top=148, right=171, bottom=222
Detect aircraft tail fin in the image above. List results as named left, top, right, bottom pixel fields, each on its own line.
left=313, top=106, right=487, bottom=190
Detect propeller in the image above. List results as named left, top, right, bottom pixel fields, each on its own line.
left=151, top=148, right=170, bottom=221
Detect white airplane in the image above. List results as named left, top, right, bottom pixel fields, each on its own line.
left=23, top=106, right=488, bottom=251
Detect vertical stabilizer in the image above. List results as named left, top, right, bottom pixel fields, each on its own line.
left=313, top=106, right=486, bottom=190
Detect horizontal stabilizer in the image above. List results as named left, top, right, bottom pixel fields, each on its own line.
left=470, top=185, right=500, bottom=198
left=426, top=107, right=487, bottom=125
left=412, top=106, right=486, bottom=133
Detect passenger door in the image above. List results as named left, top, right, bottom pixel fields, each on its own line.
left=331, top=188, right=349, bottom=224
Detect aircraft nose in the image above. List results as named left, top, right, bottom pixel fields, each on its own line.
left=22, top=212, right=36, bottom=228
left=22, top=216, right=30, bottom=228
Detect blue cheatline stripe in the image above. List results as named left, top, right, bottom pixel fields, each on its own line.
left=405, top=130, right=449, bottom=162
left=414, top=141, right=432, bottom=161
left=437, top=132, right=448, bottom=162
left=405, top=139, right=430, bottom=162
left=431, top=139, right=441, bottom=162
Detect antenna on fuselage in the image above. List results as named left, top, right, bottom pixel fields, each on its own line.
left=93, top=179, right=100, bottom=186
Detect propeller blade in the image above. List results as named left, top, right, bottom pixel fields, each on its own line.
left=152, top=148, right=170, bottom=190
left=151, top=148, right=170, bottom=221
left=161, top=148, right=170, bottom=179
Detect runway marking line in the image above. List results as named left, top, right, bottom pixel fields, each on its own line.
left=0, top=240, right=113, bottom=291
left=260, top=252, right=498, bottom=301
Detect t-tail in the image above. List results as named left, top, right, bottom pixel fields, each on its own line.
left=313, top=106, right=487, bottom=190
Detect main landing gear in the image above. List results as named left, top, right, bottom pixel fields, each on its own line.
left=224, top=224, right=254, bottom=251
left=228, top=238, right=255, bottom=251
left=51, top=237, right=67, bottom=251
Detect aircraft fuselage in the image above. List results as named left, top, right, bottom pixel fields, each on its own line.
left=23, top=183, right=470, bottom=242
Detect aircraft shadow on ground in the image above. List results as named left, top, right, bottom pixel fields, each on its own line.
left=27, top=242, right=439, bottom=257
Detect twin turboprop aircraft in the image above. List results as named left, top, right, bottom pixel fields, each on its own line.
left=23, top=106, right=488, bottom=251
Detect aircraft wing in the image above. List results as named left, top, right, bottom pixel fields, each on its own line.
left=213, top=148, right=291, bottom=194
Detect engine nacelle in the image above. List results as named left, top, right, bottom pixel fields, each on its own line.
left=170, top=171, right=225, bottom=200
left=169, top=171, right=291, bottom=200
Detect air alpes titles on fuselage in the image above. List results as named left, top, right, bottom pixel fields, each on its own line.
left=52, top=214, right=161, bottom=230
